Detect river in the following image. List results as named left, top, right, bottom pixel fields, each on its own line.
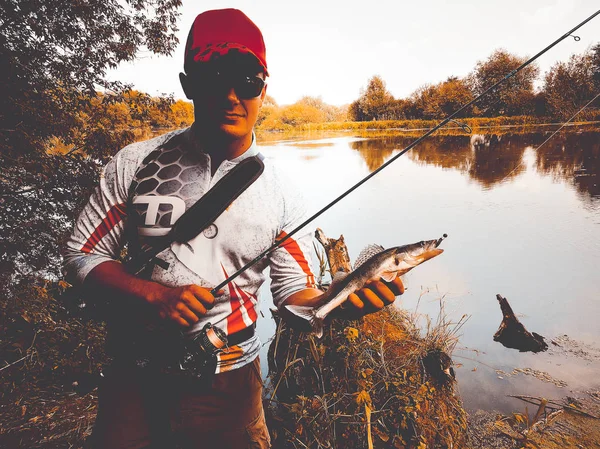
left=253, top=130, right=600, bottom=414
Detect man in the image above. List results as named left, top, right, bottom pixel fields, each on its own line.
left=64, top=8, right=404, bottom=449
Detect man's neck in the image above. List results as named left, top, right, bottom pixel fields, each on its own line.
left=190, top=125, right=253, bottom=175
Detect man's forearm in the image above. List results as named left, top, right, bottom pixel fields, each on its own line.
left=83, top=260, right=166, bottom=305
left=83, top=261, right=216, bottom=328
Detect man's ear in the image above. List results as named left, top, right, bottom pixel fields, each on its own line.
left=179, top=72, right=193, bottom=100
left=259, top=83, right=267, bottom=107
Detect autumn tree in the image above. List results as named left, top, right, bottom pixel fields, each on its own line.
left=469, top=49, right=539, bottom=116
left=169, top=99, right=195, bottom=128
left=435, top=77, right=474, bottom=117
left=593, top=43, right=600, bottom=86
left=279, top=103, right=326, bottom=127
left=408, top=77, right=474, bottom=119
left=409, top=84, right=438, bottom=119
left=350, top=76, right=396, bottom=121
left=543, top=44, right=600, bottom=119
left=297, top=96, right=348, bottom=122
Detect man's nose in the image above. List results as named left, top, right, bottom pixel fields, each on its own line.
left=225, top=85, right=239, bottom=102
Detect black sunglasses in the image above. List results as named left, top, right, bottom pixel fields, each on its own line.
left=193, top=72, right=266, bottom=100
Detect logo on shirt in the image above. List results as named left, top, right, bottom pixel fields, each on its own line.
left=133, top=195, right=186, bottom=236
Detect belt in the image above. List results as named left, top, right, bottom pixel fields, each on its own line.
left=224, top=322, right=256, bottom=347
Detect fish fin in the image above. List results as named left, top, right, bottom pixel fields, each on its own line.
left=285, top=305, right=325, bottom=338
left=285, top=304, right=315, bottom=322
left=313, top=318, right=324, bottom=339
left=380, top=271, right=397, bottom=282
left=354, top=244, right=385, bottom=270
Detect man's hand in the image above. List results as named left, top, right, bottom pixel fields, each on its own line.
left=337, top=276, right=405, bottom=319
left=147, top=284, right=220, bottom=328
left=84, top=261, right=222, bottom=329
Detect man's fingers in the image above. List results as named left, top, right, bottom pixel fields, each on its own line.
left=180, top=291, right=208, bottom=317
left=347, top=293, right=364, bottom=310
left=388, top=277, right=405, bottom=295
left=189, top=285, right=216, bottom=309
left=358, top=288, right=385, bottom=310
left=367, top=281, right=396, bottom=305
left=174, top=316, right=190, bottom=328
left=176, top=304, right=200, bottom=325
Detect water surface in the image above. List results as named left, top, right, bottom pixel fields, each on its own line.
left=256, top=131, right=600, bottom=413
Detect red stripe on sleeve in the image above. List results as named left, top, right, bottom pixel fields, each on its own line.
left=81, top=203, right=127, bottom=253
left=277, top=231, right=316, bottom=288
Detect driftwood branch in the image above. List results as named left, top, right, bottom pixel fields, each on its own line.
left=509, top=395, right=600, bottom=419
left=315, top=228, right=352, bottom=275
left=493, top=294, right=547, bottom=352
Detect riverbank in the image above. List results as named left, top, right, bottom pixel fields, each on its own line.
left=256, top=116, right=600, bottom=140
left=3, top=306, right=599, bottom=448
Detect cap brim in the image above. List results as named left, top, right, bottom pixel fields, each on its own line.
left=189, top=42, right=268, bottom=76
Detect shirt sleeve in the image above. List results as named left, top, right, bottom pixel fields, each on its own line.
left=62, top=146, right=137, bottom=286
left=268, top=183, right=317, bottom=309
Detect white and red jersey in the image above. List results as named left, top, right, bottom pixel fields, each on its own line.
left=63, top=127, right=316, bottom=372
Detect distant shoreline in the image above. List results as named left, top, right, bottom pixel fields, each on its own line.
left=256, top=116, right=600, bottom=135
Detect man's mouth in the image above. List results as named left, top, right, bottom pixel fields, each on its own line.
left=222, top=112, right=244, bottom=118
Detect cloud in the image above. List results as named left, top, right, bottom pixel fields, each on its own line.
left=519, top=0, right=576, bottom=26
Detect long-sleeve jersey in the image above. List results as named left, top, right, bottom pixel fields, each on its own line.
left=63, top=127, right=316, bottom=372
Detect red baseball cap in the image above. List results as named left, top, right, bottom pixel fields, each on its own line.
left=184, top=9, right=268, bottom=75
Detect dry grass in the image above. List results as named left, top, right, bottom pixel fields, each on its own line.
left=265, top=302, right=469, bottom=448
left=256, top=116, right=600, bottom=141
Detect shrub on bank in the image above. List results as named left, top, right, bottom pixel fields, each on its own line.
left=261, top=113, right=600, bottom=133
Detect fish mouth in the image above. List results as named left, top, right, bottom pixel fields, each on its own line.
left=414, top=248, right=444, bottom=264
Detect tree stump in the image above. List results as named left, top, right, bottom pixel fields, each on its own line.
left=314, top=228, right=352, bottom=275
left=493, top=294, right=548, bottom=352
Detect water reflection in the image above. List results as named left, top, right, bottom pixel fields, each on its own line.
left=535, top=132, right=600, bottom=202
left=406, top=136, right=472, bottom=172
left=349, top=138, right=396, bottom=172
left=468, top=135, right=526, bottom=188
left=349, top=132, right=600, bottom=202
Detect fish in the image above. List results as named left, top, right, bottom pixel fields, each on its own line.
left=285, top=234, right=447, bottom=338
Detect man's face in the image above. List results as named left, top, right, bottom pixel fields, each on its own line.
left=182, top=57, right=266, bottom=141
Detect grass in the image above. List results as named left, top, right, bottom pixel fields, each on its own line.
left=265, top=300, right=470, bottom=448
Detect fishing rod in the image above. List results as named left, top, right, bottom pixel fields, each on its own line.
left=209, top=8, right=600, bottom=296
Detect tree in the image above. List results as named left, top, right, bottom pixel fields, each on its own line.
left=409, top=84, right=438, bottom=119
left=469, top=49, right=539, bottom=116
left=0, top=1, right=183, bottom=291
left=256, top=94, right=279, bottom=127
left=353, top=76, right=396, bottom=121
left=409, top=77, right=474, bottom=119
left=592, top=43, right=600, bottom=85
left=279, top=103, right=326, bottom=127
left=1, top=0, right=181, bottom=160
left=543, top=45, right=600, bottom=119
left=169, top=99, right=195, bottom=128
left=435, top=77, right=474, bottom=117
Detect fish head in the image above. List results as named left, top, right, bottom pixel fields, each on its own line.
left=403, top=240, right=444, bottom=264
left=387, top=240, right=444, bottom=277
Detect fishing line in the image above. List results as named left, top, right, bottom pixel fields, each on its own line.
left=498, top=90, right=600, bottom=184
left=534, top=91, right=600, bottom=152
left=210, top=9, right=600, bottom=296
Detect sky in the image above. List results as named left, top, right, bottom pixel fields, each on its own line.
left=109, top=0, right=600, bottom=106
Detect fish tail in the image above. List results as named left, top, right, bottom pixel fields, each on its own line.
left=285, top=305, right=324, bottom=338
